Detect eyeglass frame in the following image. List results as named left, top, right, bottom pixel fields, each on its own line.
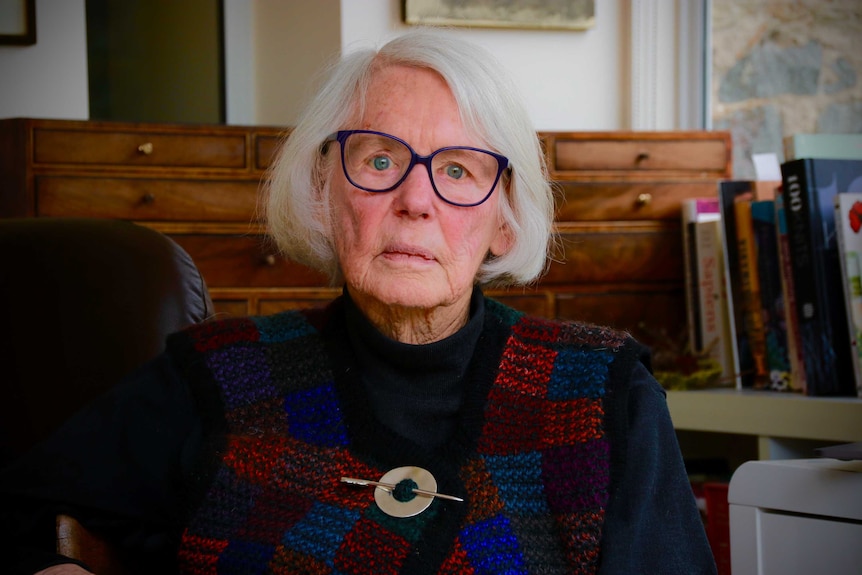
left=323, top=129, right=511, bottom=207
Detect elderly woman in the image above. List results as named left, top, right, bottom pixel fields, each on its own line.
left=2, top=30, right=715, bottom=575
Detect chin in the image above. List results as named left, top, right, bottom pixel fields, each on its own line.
left=361, top=276, right=456, bottom=311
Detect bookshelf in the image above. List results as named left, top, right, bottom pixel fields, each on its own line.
left=667, top=389, right=862, bottom=461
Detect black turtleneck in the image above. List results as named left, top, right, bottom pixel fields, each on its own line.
left=343, top=288, right=485, bottom=450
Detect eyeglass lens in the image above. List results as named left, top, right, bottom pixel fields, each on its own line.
left=341, top=132, right=502, bottom=206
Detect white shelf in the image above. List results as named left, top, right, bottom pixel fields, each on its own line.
left=667, top=389, right=862, bottom=460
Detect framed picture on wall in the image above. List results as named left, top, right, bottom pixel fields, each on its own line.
left=0, top=0, right=35, bottom=45
left=403, top=0, right=595, bottom=31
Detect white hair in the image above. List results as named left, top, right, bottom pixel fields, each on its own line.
left=265, top=28, right=555, bottom=286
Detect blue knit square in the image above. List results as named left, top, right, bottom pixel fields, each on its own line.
left=218, top=540, right=276, bottom=574
left=281, top=501, right=361, bottom=566
left=461, top=515, right=527, bottom=575
left=206, top=344, right=276, bottom=410
left=284, top=381, right=348, bottom=447
left=547, top=348, right=611, bottom=400
left=484, top=453, right=549, bottom=515
left=254, top=312, right=316, bottom=343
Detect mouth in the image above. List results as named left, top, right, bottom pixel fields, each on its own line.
left=381, top=244, right=436, bottom=262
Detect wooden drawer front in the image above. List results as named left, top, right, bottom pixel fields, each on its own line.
left=172, top=234, right=329, bottom=288
left=255, top=134, right=283, bottom=171
left=554, top=180, right=718, bottom=222
left=35, top=176, right=259, bottom=221
left=486, top=290, right=554, bottom=318
left=33, top=128, right=247, bottom=169
left=552, top=138, right=727, bottom=174
left=542, top=224, right=683, bottom=285
left=556, top=287, right=686, bottom=353
left=211, top=298, right=252, bottom=318
left=257, top=294, right=339, bottom=316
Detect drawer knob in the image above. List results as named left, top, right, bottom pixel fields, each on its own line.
left=263, top=254, right=277, bottom=266
left=636, top=193, right=652, bottom=206
left=635, top=151, right=649, bottom=165
left=141, top=192, right=156, bottom=204
left=137, top=142, right=154, bottom=155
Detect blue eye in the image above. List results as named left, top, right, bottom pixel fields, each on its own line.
left=445, top=164, right=465, bottom=179
left=372, top=156, right=391, bottom=170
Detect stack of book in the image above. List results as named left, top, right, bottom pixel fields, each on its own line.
left=682, top=133, right=862, bottom=397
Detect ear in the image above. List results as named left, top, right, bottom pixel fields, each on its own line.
left=489, top=221, right=514, bottom=257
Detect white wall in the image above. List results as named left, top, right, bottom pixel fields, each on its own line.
left=0, top=0, right=88, bottom=120
left=338, top=0, right=628, bottom=131
left=0, top=0, right=687, bottom=131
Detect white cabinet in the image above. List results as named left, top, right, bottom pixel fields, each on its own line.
left=728, top=458, right=862, bottom=575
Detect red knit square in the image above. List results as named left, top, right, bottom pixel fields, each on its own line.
left=269, top=546, right=331, bottom=574
left=437, top=538, right=477, bottom=574
left=177, top=532, right=230, bottom=573
left=190, top=316, right=260, bottom=352
left=334, top=516, right=411, bottom=575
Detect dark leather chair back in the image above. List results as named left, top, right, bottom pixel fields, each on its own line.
left=0, top=217, right=213, bottom=467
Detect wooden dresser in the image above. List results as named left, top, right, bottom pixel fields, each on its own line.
left=0, top=118, right=731, bottom=360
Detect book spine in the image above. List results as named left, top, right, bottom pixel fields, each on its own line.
left=682, top=198, right=721, bottom=355
left=781, top=159, right=840, bottom=394
left=683, top=217, right=702, bottom=353
left=775, top=195, right=806, bottom=392
left=734, top=197, right=769, bottom=387
left=718, top=182, right=755, bottom=389
left=835, top=193, right=862, bottom=398
left=696, top=219, right=735, bottom=382
left=751, top=200, right=792, bottom=390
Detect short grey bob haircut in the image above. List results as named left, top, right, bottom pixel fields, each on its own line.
left=265, top=28, right=555, bottom=287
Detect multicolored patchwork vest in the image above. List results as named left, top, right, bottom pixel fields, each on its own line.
left=169, top=297, right=637, bottom=574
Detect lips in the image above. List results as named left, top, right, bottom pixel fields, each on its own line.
left=381, top=244, right=435, bottom=261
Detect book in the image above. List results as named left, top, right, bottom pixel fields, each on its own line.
left=774, top=194, right=806, bottom=392
left=718, top=181, right=756, bottom=389
left=750, top=199, right=792, bottom=390
left=733, top=196, right=770, bottom=387
left=780, top=158, right=862, bottom=396
left=717, top=180, right=782, bottom=389
left=834, top=192, right=862, bottom=398
left=784, top=133, right=862, bottom=162
left=682, top=198, right=721, bottom=354
left=694, top=218, right=735, bottom=383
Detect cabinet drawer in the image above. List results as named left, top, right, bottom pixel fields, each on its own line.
left=543, top=223, right=683, bottom=284
left=171, top=234, right=330, bottom=288
left=554, top=180, right=718, bottom=221
left=255, top=133, right=284, bottom=171
left=556, top=287, right=687, bottom=352
left=35, top=176, right=260, bottom=221
left=33, top=127, right=247, bottom=169
left=547, top=134, right=728, bottom=175
left=486, top=290, right=554, bottom=318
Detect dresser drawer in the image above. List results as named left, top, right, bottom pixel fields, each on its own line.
left=543, top=223, right=683, bottom=285
left=255, top=133, right=284, bottom=171
left=171, top=234, right=330, bottom=288
left=33, top=127, right=247, bottom=169
left=556, top=286, right=687, bottom=351
left=35, top=176, right=259, bottom=221
left=544, top=132, right=729, bottom=176
left=554, top=180, right=719, bottom=221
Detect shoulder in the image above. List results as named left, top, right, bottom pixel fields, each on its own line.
left=485, top=296, right=647, bottom=358
left=169, top=302, right=339, bottom=352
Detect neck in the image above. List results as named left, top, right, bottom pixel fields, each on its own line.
left=346, top=287, right=472, bottom=344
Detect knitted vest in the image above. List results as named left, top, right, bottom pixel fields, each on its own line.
left=170, top=298, right=637, bottom=575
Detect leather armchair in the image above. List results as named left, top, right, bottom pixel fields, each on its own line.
left=0, top=217, right=213, bottom=571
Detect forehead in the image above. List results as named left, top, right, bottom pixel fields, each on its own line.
left=357, top=66, right=461, bottom=129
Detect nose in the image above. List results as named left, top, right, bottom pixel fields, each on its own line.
left=392, top=161, right=436, bottom=219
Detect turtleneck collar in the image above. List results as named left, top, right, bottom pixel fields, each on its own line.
left=342, top=287, right=485, bottom=450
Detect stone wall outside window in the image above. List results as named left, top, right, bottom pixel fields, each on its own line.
left=711, top=0, right=862, bottom=178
